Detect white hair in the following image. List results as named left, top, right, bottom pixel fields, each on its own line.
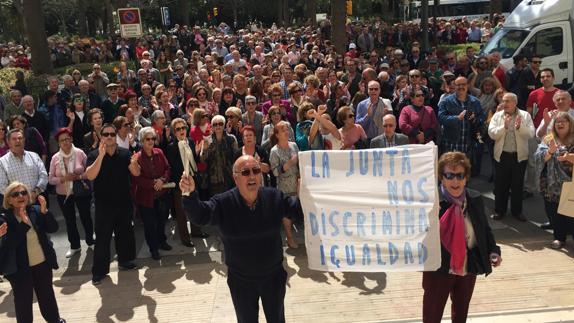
left=139, top=126, right=156, bottom=142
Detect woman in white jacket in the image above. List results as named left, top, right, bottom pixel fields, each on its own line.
left=488, top=92, right=535, bottom=221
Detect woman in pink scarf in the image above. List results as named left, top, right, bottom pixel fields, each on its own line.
left=422, top=152, right=502, bottom=323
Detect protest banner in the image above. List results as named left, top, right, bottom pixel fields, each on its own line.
left=298, top=145, right=441, bottom=272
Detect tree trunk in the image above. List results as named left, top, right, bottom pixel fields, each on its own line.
left=331, top=0, right=346, bottom=54
left=102, top=0, right=114, bottom=36
left=490, top=0, right=503, bottom=21
left=179, top=0, right=191, bottom=26
left=282, top=0, right=290, bottom=26
left=306, top=0, right=317, bottom=26
left=77, top=0, right=87, bottom=36
left=23, top=0, right=54, bottom=74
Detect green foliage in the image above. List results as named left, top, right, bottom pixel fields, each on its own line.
left=0, top=68, right=48, bottom=101
left=439, top=43, right=482, bottom=57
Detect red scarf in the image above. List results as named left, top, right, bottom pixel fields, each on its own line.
left=439, top=185, right=467, bottom=275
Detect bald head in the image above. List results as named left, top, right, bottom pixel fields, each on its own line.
left=233, top=155, right=263, bottom=200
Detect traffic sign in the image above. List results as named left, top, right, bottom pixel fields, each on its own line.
left=118, top=8, right=142, bottom=38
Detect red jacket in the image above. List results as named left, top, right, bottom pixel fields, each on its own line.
left=131, top=148, right=171, bottom=208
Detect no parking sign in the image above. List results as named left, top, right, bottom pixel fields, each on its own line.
left=118, top=8, right=142, bottom=38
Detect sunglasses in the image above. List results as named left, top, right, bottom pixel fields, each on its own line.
left=101, top=132, right=116, bottom=137
left=410, top=74, right=421, bottom=78
left=225, top=115, right=237, bottom=119
left=270, top=112, right=282, bottom=116
left=443, top=172, right=466, bottom=180
left=144, top=137, right=157, bottom=141
left=175, top=126, right=187, bottom=132
left=235, top=167, right=262, bottom=176
left=10, top=190, right=28, bottom=198
left=213, top=122, right=224, bottom=127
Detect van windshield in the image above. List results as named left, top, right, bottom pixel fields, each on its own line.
left=481, top=28, right=530, bottom=58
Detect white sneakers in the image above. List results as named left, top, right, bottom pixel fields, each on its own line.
left=65, top=248, right=81, bottom=258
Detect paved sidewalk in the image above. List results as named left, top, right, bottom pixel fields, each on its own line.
left=1, top=168, right=574, bottom=322
left=0, top=231, right=573, bottom=322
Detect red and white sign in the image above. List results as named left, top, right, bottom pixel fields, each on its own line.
left=118, top=8, right=142, bottom=38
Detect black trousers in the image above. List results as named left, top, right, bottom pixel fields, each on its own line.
left=137, top=197, right=168, bottom=253
left=227, top=268, right=287, bottom=323
left=494, top=152, right=527, bottom=216
left=56, top=194, right=94, bottom=249
left=7, top=262, right=61, bottom=323
left=92, top=201, right=136, bottom=277
left=544, top=199, right=574, bottom=242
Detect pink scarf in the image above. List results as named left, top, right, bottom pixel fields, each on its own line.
left=439, top=184, right=467, bottom=276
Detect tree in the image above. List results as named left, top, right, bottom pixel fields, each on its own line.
left=23, top=0, right=53, bottom=74
left=307, top=0, right=317, bottom=25
left=331, top=0, right=346, bottom=54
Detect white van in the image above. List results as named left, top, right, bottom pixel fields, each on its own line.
left=481, top=0, right=573, bottom=87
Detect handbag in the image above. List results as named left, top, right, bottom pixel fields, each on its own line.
left=558, top=167, right=574, bottom=218
left=73, top=179, right=92, bottom=197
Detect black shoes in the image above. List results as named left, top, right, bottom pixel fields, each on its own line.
left=522, top=191, right=534, bottom=200
left=491, top=213, right=504, bottom=220
left=118, top=262, right=137, bottom=270
left=191, top=231, right=210, bottom=238
left=92, top=274, right=108, bottom=285
left=513, top=213, right=527, bottom=222
left=540, top=222, right=552, bottom=230
left=159, top=242, right=172, bottom=251
left=151, top=250, right=161, bottom=260
left=182, top=240, right=195, bottom=248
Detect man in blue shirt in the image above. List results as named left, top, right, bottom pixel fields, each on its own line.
left=438, top=77, right=485, bottom=158
left=355, top=80, right=393, bottom=141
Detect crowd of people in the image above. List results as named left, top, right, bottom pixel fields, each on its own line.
left=0, top=14, right=572, bottom=323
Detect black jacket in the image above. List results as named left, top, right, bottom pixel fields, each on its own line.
left=0, top=206, right=59, bottom=277
left=183, top=187, right=302, bottom=279
left=437, top=189, right=501, bottom=276
left=165, top=138, right=200, bottom=185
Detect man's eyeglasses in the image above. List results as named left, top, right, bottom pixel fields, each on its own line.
left=101, top=132, right=116, bottom=137
left=443, top=172, right=466, bottom=180
left=235, top=167, right=262, bottom=177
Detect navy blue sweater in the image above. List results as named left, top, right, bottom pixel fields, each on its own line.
left=183, top=187, right=302, bottom=280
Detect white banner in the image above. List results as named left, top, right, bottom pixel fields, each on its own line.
left=299, top=145, right=441, bottom=272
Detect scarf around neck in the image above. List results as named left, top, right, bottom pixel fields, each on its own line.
left=439, top=184, right=467, bottom=276
left=58, top=146, right=76, bottom=196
